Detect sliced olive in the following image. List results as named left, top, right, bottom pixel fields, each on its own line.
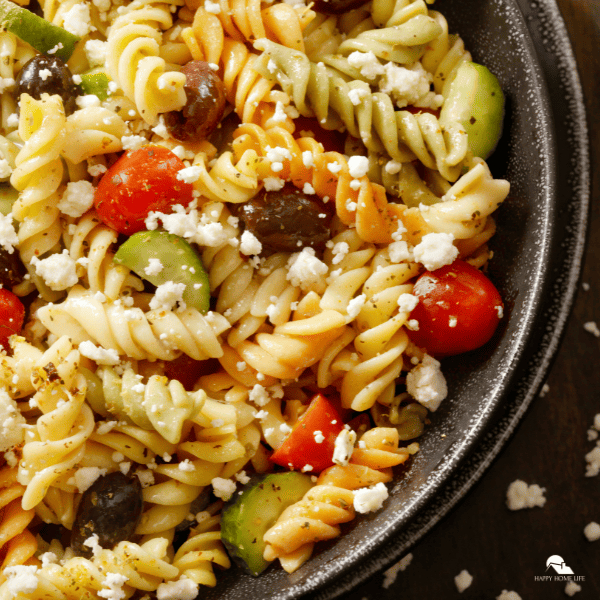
left=0, top=247, right=25, bottom=288
left=164, top=61, right=226, bottom=142
left=312, top=0, right=369, bottom=14
left=234, top=183, right=333, bottom=254
left=71, top=471, right=143, bottom=557
left=15, top=55, right=78, bottom=114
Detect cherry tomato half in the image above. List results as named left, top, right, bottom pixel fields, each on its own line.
left=0, top=289, right=25, bottom=350
left=270, top=393, right=344, bottom=474
left=407, top=260, right=503, bottom=357
left=94, top=146, right=194, bottom=235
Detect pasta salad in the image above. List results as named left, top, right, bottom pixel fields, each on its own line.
left=0, top=0, right=510, bottom=596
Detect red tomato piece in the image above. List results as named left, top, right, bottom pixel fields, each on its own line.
left=94, top=146, right=194, bottom=235
left=270, top=393, right=344, bottom=474
left=163, top=355, right=219, bottom=391
left=407, top=260, right=504, bottom=357
left=0, top=289, right=25, bottom=350
left=293, top=117, right=347, bottom=154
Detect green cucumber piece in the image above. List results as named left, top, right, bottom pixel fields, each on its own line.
left=221, top=472, right=314, bottom=576
left=79, top=69, right=111, bottom=101
left=439, top=62, right=505, bottom=159
left=114, top=230, right=210, bottom=314
left=0, top=184, right=18, bottom=216
left=0, top=0, right=79, bottom=62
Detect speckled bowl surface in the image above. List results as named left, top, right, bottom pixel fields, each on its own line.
left=205, top=0, right=590, bottom=597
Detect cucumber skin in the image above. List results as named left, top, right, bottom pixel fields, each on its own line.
left=221, top=472, right=314, bottom=576
left=0, top=0, right=79, bottom=62
left=79, top=71, right=110, bottom=101
left=114, top=230, right=210, bottom=314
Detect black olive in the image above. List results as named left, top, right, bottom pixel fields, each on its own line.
left=312, top=0, right=369, bottom=14
left=71, top=471, right=143, bottom=557
left=0, top=247, right=25, bottom=288
left=15, top=56, right=79, bottom=115
left=164, top=60, right=226, bottom=142
left=233, top=183, right=333, bottom=254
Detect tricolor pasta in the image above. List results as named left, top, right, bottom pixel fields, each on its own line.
left=0, top=0, right=510, bottom=594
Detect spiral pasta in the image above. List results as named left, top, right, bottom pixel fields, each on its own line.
left=263, top=427, right=410, bottom=572
left=106, top=0, right=188, bottom=124
left=36, top=285, right=231, bottom=362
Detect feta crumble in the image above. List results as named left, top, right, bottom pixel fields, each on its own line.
left=79, top=341, right=120, bottom=365
left=584, top=521, right=600, bottom=541
left=31, top=250, right=78, bottom=291
left=0, top=212, right=19, bottom=254
left=505, top=479, right=546, bottom=510
left=286, top=247, right=328, bottom=291
left=157, top=577, right=199, bottom=600
left=413, top=232, right=458, bottom=271
left=144, top=258, right=163, bottom=276
left=240, top=230, right=263, bottom=256
left=382, top=553, right=413, bottom=589
left=406, top=354, right=447, bottom=412
left=332, top=428, right=356, bottom=466
left=454, top=570, right=473, bottom=593
left=150, top=281, right=186, bottom=311
left=0, top=389, right=25, bottom=452
left=58, top=180, right=95, bottom=218
left=565, top=581, right=582, bottom=596
left=211, top=477, right=236, bottom=501
left=353, top=481, right=389, bottom=513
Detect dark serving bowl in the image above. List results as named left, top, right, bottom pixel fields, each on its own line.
left=206, top=0, right=590, bottom=597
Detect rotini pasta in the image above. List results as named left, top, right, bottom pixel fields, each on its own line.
left=0, top=0, right=512, bottom=592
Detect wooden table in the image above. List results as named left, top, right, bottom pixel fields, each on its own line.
left=341, top=1, right=600, bottom=598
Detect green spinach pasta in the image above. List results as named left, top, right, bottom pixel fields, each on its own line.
left=0, top=0, right=510, bottom=596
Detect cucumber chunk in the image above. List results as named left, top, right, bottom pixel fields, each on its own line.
left=79, top=69, right=111, bottom=101
left=0, top=0, right=79, bottom=62
left=439, top=62, right=505, bottom=159
left=221, top=472, right=314, bottom=576
left=0, top=184, right=18, bottom=216
left=113, top=230, right=210, bottom=313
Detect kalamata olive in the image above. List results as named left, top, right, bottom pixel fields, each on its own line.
left=312, top=0, right=369, bottom=14
left=0, top=247, right=25, bottom=288
left=71, top=471, right=143, bottom=557
left=15, top=55, right=78, bottom=114
left=164, top=61, right=226, bottom=142
left=234, top=183, right=333, bottom=254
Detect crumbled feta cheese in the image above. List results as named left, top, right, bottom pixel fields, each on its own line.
left=58, top=180, right=95, bottom=218
left=144, top=258, right=163, bottom=276
left=6, top=113, right=18, bottom=128
left=88, top=163, right=107, bottom=177
left=565, top=581, right=582, bottom=597
left=99, top=572, right=128, bottom=600
left=178, top=459, right=195, bottom=472
left=385, top=160, right=402, bottom=174
left=176, top=166, right=202, bottom=184
left=203, top=0, right=220, bottom=13
left=254, top=409, right=269, bottom=421
left=271, top=100, right=288, bottom=123
left=302, top=150, right=315, bottom=168
left=496, top=591, right=522, bottom=600
left=96, top=420, right=117, bottom=435
left=263, top=177, right=285, bottom=191
left=84, top=39, right=108, bottom=68
left=583, top=521, right=600, bottom=541
left=266, top=145, right=292, bottom=172
left=0, top=212, right=19, bottom=254
left=247, top=384, right=268, bottom=407
left=240, top=230, right=262, bottom=256
left=3, top=565, right=39, bottom=595
left=31, top=250, right=78, bottom=291
left=327, top=161, right=342, bottom=174
left=157, top=577, right=199, bottom=600
left=413, top=232, right=458, bottom=271
left=74, top=467, right=107, bottom=493
left=347, top=51, right=385, bottom=80
left=235, top=470, right=250, bottom=484
left=540, top=383, right=550, bottom=397
left=303, top=182, right=315, bottom=195
left=331, top=241, right=349, bottom=265
left=121, top=135, right=147, bottom=151
left=332, top=428, right=356, bottom=466
left=454, top=570, right=473, bottom=593
left=62, top=3, right=92, bottom=36
left=150, top=281, right=186, bottom=311
left=79, top=340, right=120, bottom=365
left=313, top=430, right=325, bottom=444
left=136, top=470, right=155, bottom=488
left=584, top=321, right=600, bottom=337
left=211, top=477, right=236, bottom=501
left=378, top=62, right=442, bottom=110
left=348, top=87, right=369, bottom=106
left=505, top=479, right=546, bottom=510
left=0, top=389, right=25, bottom=453
left=286, top=247, right=328, bottom=291
left=397, top=293, right=418, bottom=313
left=76, top=94, right=101, bottom=109
left=382, top=553, right=413, bottom=588
left=347, top=155, right=369, bottom=179
left=388, top=240, right=413, bottom=263
left=83, top=534, right=102, bottom=557
left=353, top=481, right=389, bottom=513
left=347, top=294, right=366, bottom=320
left=585, top=446, right=600, bottom=477
left=406, top=354, right=447, bottom=412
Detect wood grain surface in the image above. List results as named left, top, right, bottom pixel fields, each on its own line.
left=341, top=1, right=600, bottom=598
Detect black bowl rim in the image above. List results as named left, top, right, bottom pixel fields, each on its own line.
left=310, top=0, right=590, bottom=595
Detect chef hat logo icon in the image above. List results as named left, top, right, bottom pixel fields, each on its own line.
left=546, top=555, right=575, bottom=575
